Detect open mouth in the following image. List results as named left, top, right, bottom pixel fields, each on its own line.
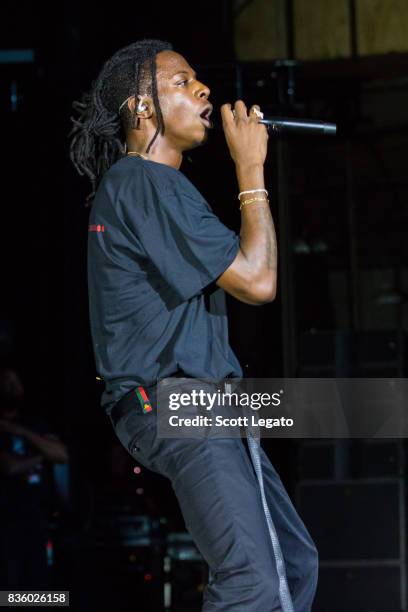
left=200, top=105, right=213, bottom=128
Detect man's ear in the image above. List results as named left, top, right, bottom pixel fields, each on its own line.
left=127, top=95, right=153, bottom=119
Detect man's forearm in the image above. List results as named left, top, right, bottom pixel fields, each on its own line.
left=216, top=163, right=277, bottom=304
left=236, top=163, right=277, bottom=286
left=23, top=430, right=68, bottom=463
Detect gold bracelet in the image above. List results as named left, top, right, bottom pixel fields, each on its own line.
left=240, top=196, right=268, bottom=208
left=239, top=197, right=269, bottom=210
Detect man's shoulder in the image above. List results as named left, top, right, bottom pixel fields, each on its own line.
left=106, top=157, right=206, bottom=198
left=90, top=158, right=211, bottom=235
left=103, top=156, right=181, bottom=191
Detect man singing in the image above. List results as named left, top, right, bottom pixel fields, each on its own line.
left=70, top=39, right=318, bottom=611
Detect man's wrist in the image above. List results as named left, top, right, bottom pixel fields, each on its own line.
left=235, top=163, right=265, bottom=192
left=235, top=162, right=264, bottom=176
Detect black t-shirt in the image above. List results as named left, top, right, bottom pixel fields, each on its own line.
left=88, top=156, right=242, bottom=414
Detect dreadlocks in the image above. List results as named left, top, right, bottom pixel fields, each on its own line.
left=69, top=39, right=173, bottom=202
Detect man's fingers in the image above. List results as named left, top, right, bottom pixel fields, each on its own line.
left=249, top=104, right=264, bottom=122
left=220, top=101, right=247, bottom=123
left=234, top=99, right=248, bottom=121
left=221, top=101, right=265, bottom=128
left=220, top=103, right=234, bottom=126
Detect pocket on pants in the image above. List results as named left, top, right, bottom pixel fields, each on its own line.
left=112, top=394, right=159, bottom=471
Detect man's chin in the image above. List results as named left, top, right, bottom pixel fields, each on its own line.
left=187, top=129, right=210, bottom=151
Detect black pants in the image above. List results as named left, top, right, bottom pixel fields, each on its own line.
left=110, top=380, right=318, bottom=611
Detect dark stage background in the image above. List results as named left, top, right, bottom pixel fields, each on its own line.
left=1, top=1, right=408, bottom=610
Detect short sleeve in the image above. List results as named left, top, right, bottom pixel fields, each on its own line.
left=118, top=167, right=240, bottom=302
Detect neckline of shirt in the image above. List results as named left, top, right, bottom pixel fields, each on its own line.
left=125, top=154, right=183, bottom=174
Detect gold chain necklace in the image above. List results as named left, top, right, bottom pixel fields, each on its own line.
left=127, top=151, right=149, bottom=160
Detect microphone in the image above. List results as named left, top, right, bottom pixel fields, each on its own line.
left=258, top=117, right=337, bottom=136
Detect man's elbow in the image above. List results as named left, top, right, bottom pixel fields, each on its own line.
left=248, top=274, right=277, bottom=305
left=49, top=445, right=69, bottom=464
left=56, top=448, right=69, bottom=464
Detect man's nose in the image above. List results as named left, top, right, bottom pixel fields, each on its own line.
left=196, top=81, right=211, bottom=99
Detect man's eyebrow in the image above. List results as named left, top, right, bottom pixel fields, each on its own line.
left=172, top=69, right=197, bottom=79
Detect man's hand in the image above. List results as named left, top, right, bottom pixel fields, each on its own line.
left=220, top=100, right=268, bottom=168
left=24, top=431, right=69, bottom=464
left=0, top=419, right=68, bottom=464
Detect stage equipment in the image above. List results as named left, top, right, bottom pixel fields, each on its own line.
left=297, top=478, right=406, bottom=612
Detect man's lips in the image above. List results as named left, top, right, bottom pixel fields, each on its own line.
left=199, top=104, right=213, bottom=127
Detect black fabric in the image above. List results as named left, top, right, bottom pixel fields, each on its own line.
left=109, top=378, right=318, bottom=611
left=88, top=156, right=242, bottom=414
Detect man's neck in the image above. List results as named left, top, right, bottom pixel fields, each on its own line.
left=126, top=134, right=183, bottom=170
